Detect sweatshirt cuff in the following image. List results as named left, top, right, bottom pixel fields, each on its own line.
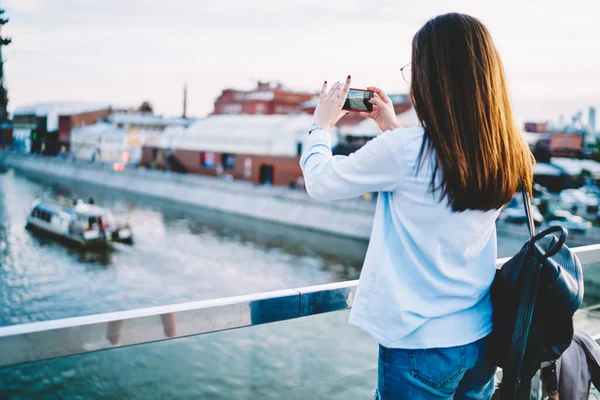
left=306, top=128, right=332, bottom=149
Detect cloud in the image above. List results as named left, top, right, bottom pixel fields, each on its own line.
left=2, top=0, right=599, bottom=120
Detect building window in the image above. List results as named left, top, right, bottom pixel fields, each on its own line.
left=255, top=103, right=266, bottom=114
left=223, top=104, right=242, bottom=114
left=243, top=157, right=252, bottom=179
left=222, top=153, right=236, bottom=170
left=202, top=152, right=215, bottom=168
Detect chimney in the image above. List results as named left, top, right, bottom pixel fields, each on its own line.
left=589, top=107, right=597, bottom=135
left=183, top=82, right=188, bottom=119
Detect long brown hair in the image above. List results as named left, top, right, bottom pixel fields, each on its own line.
left=411, top=13, right=534, bottom=212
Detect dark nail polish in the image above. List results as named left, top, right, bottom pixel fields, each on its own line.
left=347, top=75, right=351, bottom=79
left=324, top=81, right=327, bottom=84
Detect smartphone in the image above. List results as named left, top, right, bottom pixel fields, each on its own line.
left=343, top=89, right=374, bottom=112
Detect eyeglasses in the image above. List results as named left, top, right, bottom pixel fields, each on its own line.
left=400, top=63, right=411, bottom=84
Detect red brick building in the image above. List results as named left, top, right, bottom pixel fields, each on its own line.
left=58, top=108, right=112, bottom=150
left=214, top=81, right=413, bottom=129
left=13, top=103, right=112, bottom=154
left=143, top=148, right=302, bottom=187
left=530, top=132, right=585, bottom=161
left=550, top=132, right=584, bottom=156
left=141, top=114, right=317, bottom=187
left=214, top=82, right=314, bottom=115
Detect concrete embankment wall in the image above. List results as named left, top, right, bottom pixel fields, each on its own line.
left=0, top=152, right=376, bottom=240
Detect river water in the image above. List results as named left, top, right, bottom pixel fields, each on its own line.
left=1, top=170, right=599, bottom=399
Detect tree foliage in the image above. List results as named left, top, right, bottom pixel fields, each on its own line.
left=138, top=101, right=154, bottom=114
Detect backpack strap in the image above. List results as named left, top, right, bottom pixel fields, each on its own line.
left=501, top=246, right=543, bottom=398
left=521, top=186, right=535, bottom=239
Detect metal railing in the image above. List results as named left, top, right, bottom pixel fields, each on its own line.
left=1, top=244, right=600, bottom=371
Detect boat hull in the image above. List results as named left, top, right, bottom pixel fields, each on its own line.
left=25, top=220, right=110, bottom=249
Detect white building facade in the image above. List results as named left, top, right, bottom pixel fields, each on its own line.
left=154, top=114, right=336, bottom=157
left=70, top=114, right=195, bottom=164
left=12, top=102, right=110, bottom=153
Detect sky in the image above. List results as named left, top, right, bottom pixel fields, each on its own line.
left=2, top=0, right=600, bottom=125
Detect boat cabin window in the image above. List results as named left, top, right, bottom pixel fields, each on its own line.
left=32, top=208, right=52, bottom=222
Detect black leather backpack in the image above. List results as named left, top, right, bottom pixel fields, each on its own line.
left=490, top=188, right=584, bottom=399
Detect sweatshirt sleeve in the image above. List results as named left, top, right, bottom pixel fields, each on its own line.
left=300, top=128, right=404, bottom=202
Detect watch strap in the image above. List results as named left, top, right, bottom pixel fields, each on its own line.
left=309, top=124, right=328, bottom=135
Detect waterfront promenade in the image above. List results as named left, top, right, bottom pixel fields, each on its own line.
left=5, top=151, right=600, bottom=247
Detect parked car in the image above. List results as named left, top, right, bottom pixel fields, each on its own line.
left=547, top=210, right=592, bottom=234
left=582, top=186, right=600, bottom=196
left=595, top=207, right=600, bottom=222
left=532, top=183, right=551, bottom=200
left=559, top=189, right=598, bottom=214
left=581, top=186, right=600, bottom=213
left=500, top=204, right=544, bottom=227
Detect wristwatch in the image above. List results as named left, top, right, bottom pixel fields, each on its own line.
left=309, top=124, right=328, bottom=135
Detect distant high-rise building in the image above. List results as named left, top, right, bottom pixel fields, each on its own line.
left=589, top=107, right=597, bottom=136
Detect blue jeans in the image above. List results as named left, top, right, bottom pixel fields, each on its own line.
left=375, top=335, right=496, bottom=399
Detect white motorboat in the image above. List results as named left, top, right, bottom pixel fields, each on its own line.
left=26, top=198, right=133, bottom=248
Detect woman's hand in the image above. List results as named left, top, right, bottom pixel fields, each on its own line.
left=312, top=76, right=351, bottom=129
left=359, top=86, right=402, bottom=132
